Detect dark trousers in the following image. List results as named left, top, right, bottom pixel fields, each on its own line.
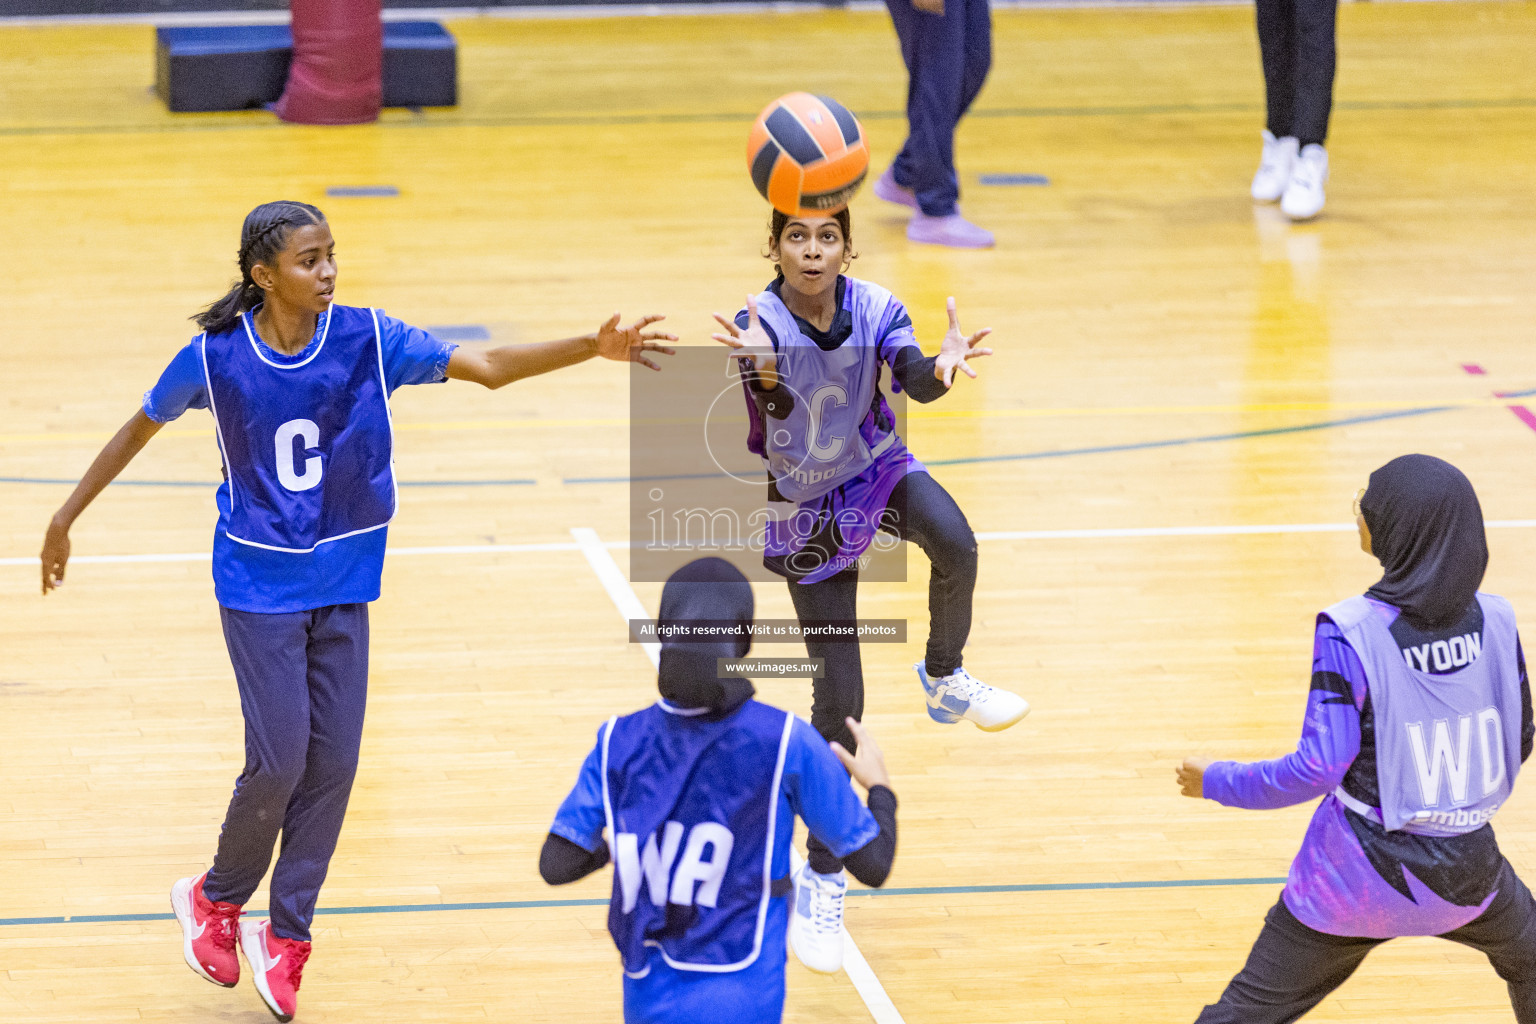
left=202, top=603, right=370, bottom=942
left=1196, top=862, right=1536, bottom=1023
left=792, top=471, right=977, bottom=873
left=885, top=0, right=992, bottom=217
left=1255, top=0, right=1338, bottom=147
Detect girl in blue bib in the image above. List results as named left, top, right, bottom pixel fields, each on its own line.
left=39, top=200, right=675, bottom=1022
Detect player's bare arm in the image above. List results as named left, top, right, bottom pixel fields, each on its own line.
left=447, top=313, right=677, bottom=388
left=41, top=409, right=164, bottom=595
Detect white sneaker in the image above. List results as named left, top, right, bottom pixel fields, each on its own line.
left=1251, top=130, right=1298, bottom=202
left=916, top=663, right=1030, bottom=732
left=788, top=862, right=846, bottom=974
left=1281, top=144, right=1328, bottom=221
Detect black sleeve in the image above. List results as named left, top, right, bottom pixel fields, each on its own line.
left=1519, top=636, right=1533, bottom=763
left=539, top=832, right=610, bottom=886
left=841, top=785, right=898, bottom=888
left=740, top=357, right=796, bottom=419
left=889, top=346, right=948, bottom=404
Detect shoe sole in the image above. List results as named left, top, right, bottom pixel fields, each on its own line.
left=968, top=701, right=1031, bottom=732
left=170, top=877, right=237, bottom=989
left=905, top=233, right=995, bottom=249
left=787, top=873, right=846, bottom=975
left=239, top=922, right=295, bottom=1023
left=872, top=181, right=919, bottom=211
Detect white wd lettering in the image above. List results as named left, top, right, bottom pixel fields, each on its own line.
left=1406, top=716, right=1472, bottom=807
left=806, top=384, right=848, bottom=462
left=615, top=822, right=733, bottom=913
left=1478, top=707, right=1507, bottom=797
left=274, top=418, right=322, bottom=492
left=1431, top=641, right=1452, bottom=671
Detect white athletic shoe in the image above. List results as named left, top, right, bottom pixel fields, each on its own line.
left=1250, top=130, right=1298, bottom=202
left=916, top=663, right=1030, bottom=732
left=1281, top=144, right=1328, bottom=221
left=788, top=862, right=846, bottom=974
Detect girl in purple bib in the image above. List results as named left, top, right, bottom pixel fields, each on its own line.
left=711, top=207, right=1029, bottom=974
left=1177, top=454, right=1536, bottom=1022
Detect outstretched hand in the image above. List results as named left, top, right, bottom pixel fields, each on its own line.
left=933, top=296, right=993, bottom=388
left=1176, top=757, right=1213, bottom=798
left=40, top=517, right=69, bottom=595
left=830, top=718, right=891, bottom=792
left=711, top=295, right=777, bottom=377
left=593, top=313, right=678, bottom=371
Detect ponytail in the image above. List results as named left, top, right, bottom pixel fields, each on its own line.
left=194, top=200, right=327, bottom=334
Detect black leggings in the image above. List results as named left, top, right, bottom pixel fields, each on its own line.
left=1196, top=861, right=1536, bottom=1023
left=792, top=470, right=976, bottom=873
left=1255, top=0, right=1338, bottom=147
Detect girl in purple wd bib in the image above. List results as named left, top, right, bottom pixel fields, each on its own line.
left=1177, top=454, right=1536, bottom=1022
left=38, top=200, right=675, bottom=1022
left=710, top=207, right=1028, bottom=974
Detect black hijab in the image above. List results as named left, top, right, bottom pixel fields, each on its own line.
left=1361, top=454, right=1488, bottom=630
left=656, top=558, right=756, bottom=716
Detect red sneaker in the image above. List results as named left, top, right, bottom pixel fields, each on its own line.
left=170, top=872, right=242, bottom=987
left=239, top=918, right=311, bottom=1023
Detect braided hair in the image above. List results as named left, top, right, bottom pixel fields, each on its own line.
left=195, top=201, right=327, bottom=334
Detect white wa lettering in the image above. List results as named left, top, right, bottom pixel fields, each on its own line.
left=614, top=821, right=684, bottom=913
left=1478, top=707, right=1507, bottom=797
left=668, top=822, right=734, bottom=908
left=615, top=822, right=734, bottom=913
left=1410, top=644, right=1432, bottom=672
left=1406, top=716, right=1473, bottom=806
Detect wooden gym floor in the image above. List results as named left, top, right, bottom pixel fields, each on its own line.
left=2, top=1, right=1535, bottom=1020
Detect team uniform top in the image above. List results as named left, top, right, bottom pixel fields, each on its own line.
left=142, top=304, right=457, bottom=614
left=1204, top=593, right=1535, bottom=937
left=735, top=275, right=948, bottom=583
left=550, top=698, right=878, bottom=996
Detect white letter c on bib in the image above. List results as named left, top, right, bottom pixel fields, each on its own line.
left=275, top=418, right=323, bottom=492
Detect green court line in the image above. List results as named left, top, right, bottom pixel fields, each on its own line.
left=2, top=96, right=1531, bottom=139
left=0, top=875, right=1286, bottom=928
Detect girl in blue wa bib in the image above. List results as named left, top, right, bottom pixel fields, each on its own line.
left=38, top=200, right=677, bottom=1022
left=709, top=208, right=1028, bottom=972
left=541, top=558, right=898, bottom=1024
left=1177, top=455, right=1536, bottom=1023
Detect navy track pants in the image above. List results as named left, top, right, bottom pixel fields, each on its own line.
left=202, top=603, right=369, bottom=942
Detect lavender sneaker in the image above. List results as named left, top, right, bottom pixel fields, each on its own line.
left=906, top=211, right=995, bottom=249
left=872, top=167, right=919, bottom=210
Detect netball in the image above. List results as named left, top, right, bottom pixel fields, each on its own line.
left=746, top=92, right=869, bottom=217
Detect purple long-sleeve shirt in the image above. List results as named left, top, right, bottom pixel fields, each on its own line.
left=1203, top=598, right=1533, bottom=937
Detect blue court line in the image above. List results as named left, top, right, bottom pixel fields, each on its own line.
left=326, top=185, right=400, bottom=198
left=979, top=173, right=1051, bottom=186
left=0, top=876, right=1286, bottom=928
left=7, top=390, right=1532, bottom=491
left=925, top=403, right=1457, bottom=467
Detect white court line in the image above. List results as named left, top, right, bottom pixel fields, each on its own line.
left=570, top=527, right=660, bottom=669
left=10, top=519, right=1536, bottom=568
left=569, top=526, right=906, bottom=1024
